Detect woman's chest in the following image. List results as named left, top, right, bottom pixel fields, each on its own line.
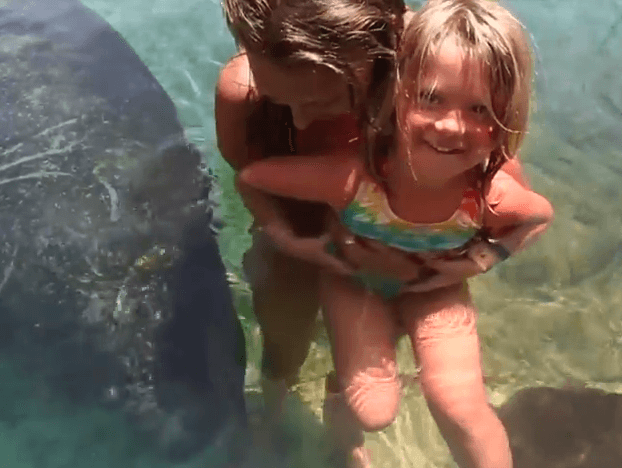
left=295, top=116, right=360, bottom=153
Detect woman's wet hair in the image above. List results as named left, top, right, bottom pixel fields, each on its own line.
left=396, top=0, right=533, bottom=190
left=223, top=0, right=405, bottom=171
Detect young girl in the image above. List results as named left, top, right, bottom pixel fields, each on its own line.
left=237, top=0, right=554, bottom=467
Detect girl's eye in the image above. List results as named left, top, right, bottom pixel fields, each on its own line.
left=419, top=91, right=440, bottom=105
left=471, top=104, right=490, bottom=116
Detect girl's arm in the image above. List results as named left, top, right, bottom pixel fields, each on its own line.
left=478, top=170, right=554, bottom=259
left=500, top=156, right=530, bottom=188
left=403, top=172, right=553, bottom=292
left=238, top=149, right=365, bottom=211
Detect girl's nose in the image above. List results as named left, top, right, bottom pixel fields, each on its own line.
left=434, top=109, right=465, bottom=134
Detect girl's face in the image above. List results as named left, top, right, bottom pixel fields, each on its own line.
left=398, top=40, right=498, bottom=186
left=247, top=53, right=353, bottom=130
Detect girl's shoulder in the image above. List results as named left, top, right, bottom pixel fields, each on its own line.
left=484, top=167, right=552, bottom=221
left=485, top=169, right=526, bottom=207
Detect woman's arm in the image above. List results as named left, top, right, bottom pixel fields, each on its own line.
left=216, top=53, right=293, bottom=231
left=215, top=53, right=261, bottom=170
left=216, top=54, right=343, bottom=270
left=216, top=55, right=359, bottom=274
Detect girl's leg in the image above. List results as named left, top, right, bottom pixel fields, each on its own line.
left=399, top=284, right=512, bottom=468
left=321, top=274, right=401, bottom=467
left=244, top=232, right=321, bottom=424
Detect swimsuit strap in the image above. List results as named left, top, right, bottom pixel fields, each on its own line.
left=340, top=179, right=483, bottom=253
left=357, top=178, right=483, bottom=229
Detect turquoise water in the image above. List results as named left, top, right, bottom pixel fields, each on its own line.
left=2, top=0, right=622, bottom=466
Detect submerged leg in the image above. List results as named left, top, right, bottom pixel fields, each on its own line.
left=323, top=372, right=371, bottom=468
left=322, top=274, right=402, bottom=467
left=244, top=232, right=321, bottom=426
left=400, top=284, right=512, bottom=468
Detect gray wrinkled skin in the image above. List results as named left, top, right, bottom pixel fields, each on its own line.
left=498, top=385, right=622, bottom=468
left=0, top=0, right=246, bottom=461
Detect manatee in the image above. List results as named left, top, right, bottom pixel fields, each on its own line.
left=498, top=385, right=622, bottom=468
left=0, top=0, right=246, bottom=460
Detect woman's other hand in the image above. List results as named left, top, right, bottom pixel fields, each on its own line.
left=334, top=233, right=430, bottom=283
left=262, top=222, right=355, bottom=277
left=401, top=255, right=482, bottom=293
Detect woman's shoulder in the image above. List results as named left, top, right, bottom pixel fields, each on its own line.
left=215, top=52, right=257, bottom=169
left=216, top=52, right=254, bottom=104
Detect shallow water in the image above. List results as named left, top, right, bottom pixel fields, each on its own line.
left=2, top=0, right=622, bottom=466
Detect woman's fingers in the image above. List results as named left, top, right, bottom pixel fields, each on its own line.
left=339, top=239, right=379, bottom=270
left=321, top=254, right=356, bottom=276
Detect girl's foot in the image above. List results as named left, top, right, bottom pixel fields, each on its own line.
left=349, top=446, right=372, bottom=468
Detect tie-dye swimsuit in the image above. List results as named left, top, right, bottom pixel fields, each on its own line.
left=334, top=178, right=483, bottom=299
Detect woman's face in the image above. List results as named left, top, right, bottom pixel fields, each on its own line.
left=247, top=53, right=353, bottom=130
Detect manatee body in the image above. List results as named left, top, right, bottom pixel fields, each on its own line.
left=0, top=0, right=246, bottom=459
left=498, top=385, right=622, bottom=468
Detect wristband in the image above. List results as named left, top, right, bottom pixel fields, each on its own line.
left=484, top=239, right=511, bottom=261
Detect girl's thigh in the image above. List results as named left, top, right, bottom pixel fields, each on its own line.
left=398, top=284, right=487, bottom=415
left=321, top=274, right=401, bottom=430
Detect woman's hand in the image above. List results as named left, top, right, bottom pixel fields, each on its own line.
left=335, top=234, right=430, bottom=282
left=400, top=246, right=494, bottom=293
left=400, top=256, right=481, bottom=293
left=262, top=222, right=355, bottom=277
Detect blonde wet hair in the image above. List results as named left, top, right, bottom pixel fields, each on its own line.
left=396, top=0, right=533, bottom=189
left=222, top=0, right=405, bottom=165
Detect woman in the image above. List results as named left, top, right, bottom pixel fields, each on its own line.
left=216, top=0, right=410, bottom=430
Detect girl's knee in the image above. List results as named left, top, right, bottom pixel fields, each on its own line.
left=344, top=376, right=401, bottom=431
left=423, top=383, right=492, bottom=435
left=415, top=304, right=477, bottom=346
